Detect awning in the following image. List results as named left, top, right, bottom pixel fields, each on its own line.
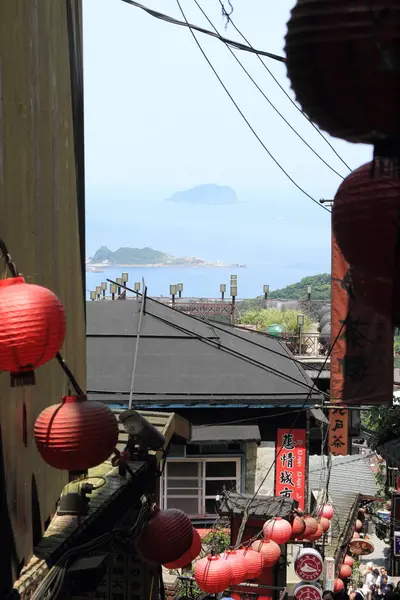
left=191, top=424, right=261, bottom=443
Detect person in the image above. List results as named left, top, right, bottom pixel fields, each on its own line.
left=350, top=589, right=365, bottom=600
left=377, top=569, right=391, bottom=589
left=377, top=575, right=389, bottom=600
left=323, top=592, right=335, bottom=600
left=362, top=563, right=377, bottom=600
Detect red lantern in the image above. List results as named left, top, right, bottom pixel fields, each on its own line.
left=136, top=508, right=193, bottom=564
left=164, top=529, right=202, bottom=569
left=303, top=516, right=318, bottom=539
left=194, top=555, right=232, bottom=593
left=34, top=395, right=118, bottom=471
left=344, top=556, right=354, bottom=568
left=355, top=519, right=363, bottom=532
left=340, top=564, right=352, bottom=579
left=251, top=539, right=280, bottom=567
left=352, top=532, right=360, bottom=540
left=308, top=524, right=323, bottom=542
left=291, top=516, right=306, bottom=539
left=320, top=504, right=334, bottom=520
left=263, top=517, right=292, bottom=545
left=320, top=518, right=330, bottom=533
left=285, top=1, right=400, bottom=155
left=334, top=579, right=344, bottom=593
left=333, top=162, right=400, bottom=282
left=221, top=549, right=247, bottom=584
left=0, top=277, right=65, bottom=386
left=236, top=548, right=263, bottom=580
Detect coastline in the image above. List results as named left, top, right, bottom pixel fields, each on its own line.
left=87, top=262, right=246, bottom=270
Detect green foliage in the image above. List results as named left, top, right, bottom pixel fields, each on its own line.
left=91, top=245, right=171, bottom=265
left=239, top=308, right=313, bottom=333
left=202, top=528, right=231, bottom=554
left=361, top=404, right=400, bottom=450
left=268, top=273, right=331, bottom=300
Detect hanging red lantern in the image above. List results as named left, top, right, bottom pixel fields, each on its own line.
left=194, top=555, right=232, bottom=593
left=285, top=1, right=400, bottom=159
left=0, top=277, right=65, bottom=386
left=352, top=532, right=360, bottom=540
left=220, top=549, right=247, bottom=584
left=303, top=516, right=318, bottom=539
left=339, top=564, right=352, bottom=579
left=291, top=516, right=306, bottom=539
left=251, top=539, right=280, bottom=567
left=344, top=556, right=354, bottom=568
left=334, top=579, right=344, bottom=593
left=320, top=505, right=334, bottom=520
left=263, top=517, right=292, bottom=545
left=308, top=524, right=324, bottom=542
left=164, top=529, right=202, bottom=569
left=320, top=518, right=330, bottom=533
left=236, top=548, right=263, bottom=580
left=355, top=519, right=363, bottom=532
left=34, top=395, right=118, bottom=471
left=333, top=161, right=400, bottom=283
left=136, top=508, right=193, bottom=564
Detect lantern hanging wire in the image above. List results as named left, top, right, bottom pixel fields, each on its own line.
left=0, top=238, right=84, bottom=396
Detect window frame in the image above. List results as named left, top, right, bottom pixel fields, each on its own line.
left=161, top=456, right=242, bottom=518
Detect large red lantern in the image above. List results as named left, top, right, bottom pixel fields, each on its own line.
left=164, top=529, right=202, bottom=569
left=308, top=524, right=324, bottom=542
left=34, top=395, right=118, bottom=471
left=136, top=508, right=193, bottom=564
left=339, top=564, right=353, bottom=579
left=344, top=556, right=354, bottom=568
left=221, top=549, right=247, bottom=584
left=194, top=555, right=232, bottom=593
left=0, top=277, right=65, bottom=386
left=355, top=519, right=363, bottom=532
left=320, top=518, right=330, bottom=533
left=263, top=517, right=292, bottom=545
left=251, top=539, right=280, bottom=567
left=334, top=579, right=344, bottom=593
left=285, top=1, right=400, bottom=156
left=291, top=516, right=306, bottom=539
left=303, top=516, right=318, bottom=539
left=333, top=162, right=400, bottom=282
left=236, top=548, right=263, bottom=580
left=320, top=505, right=334, bottom=520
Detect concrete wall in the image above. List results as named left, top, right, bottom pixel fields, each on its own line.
left=0, top=2, right=85, bottom=595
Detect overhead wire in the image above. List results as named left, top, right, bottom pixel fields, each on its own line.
left=193, top=0, right=346, bottom=180
left=217, top=0, right=352, bottom=174
left=119, top=0, right=285, bottom=62
left=173, top=0, right=331, bottom=214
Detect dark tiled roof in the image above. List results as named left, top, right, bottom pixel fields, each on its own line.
left=87, top=298, right=322, bottom=406
left=191, top=424, right=261, bottom=443
left=217, top=491, right=297, bottom=519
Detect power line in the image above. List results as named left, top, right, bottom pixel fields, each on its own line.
left=119, top=0, right=285, bottom=62
left=174, top=0, right=331, bottom=214
left=217, top=0, right=352, bottom=174
left=194, top=0, right=346, bottom=180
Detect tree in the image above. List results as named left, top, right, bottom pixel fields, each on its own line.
left=238, top=308, right=313, bottom=333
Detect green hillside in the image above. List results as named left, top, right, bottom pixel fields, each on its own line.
left=91, top=246, right=171, bottom=265
left=268, top=273, right=331, bottom=300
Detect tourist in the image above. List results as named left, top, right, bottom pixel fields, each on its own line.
left=362, top=563, right=377, bottom=600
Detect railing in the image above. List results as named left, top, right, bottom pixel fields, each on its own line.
left=278, top=332, right=328, bottom=357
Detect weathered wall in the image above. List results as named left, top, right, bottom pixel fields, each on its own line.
left=0, top=1, right=85, bottom=595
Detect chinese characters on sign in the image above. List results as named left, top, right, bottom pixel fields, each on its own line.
left=275, top=429, right=306, bottom=510
left=328, top=408, right=349, bottom=457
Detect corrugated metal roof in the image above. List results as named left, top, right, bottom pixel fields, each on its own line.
left=191, top=424, right=261, bottom=443
left=87, top=299, right=322, bottom=406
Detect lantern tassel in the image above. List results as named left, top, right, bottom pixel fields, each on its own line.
left=10, top=370, right=36, bottom=387
left=373, top=141, right=400, bottom=178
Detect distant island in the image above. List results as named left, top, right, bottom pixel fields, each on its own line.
left=86, top=246, right=245, bottom=270
left=165, top=184, right=238, bottom=205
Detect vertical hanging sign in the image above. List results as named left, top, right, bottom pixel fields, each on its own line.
left=275, top=429, right=306, bottom=510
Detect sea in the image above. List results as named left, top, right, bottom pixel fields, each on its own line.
left=86, top=186, right=332, bottom=300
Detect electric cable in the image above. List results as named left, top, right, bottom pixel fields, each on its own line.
left=217, top=0, right=352, bottom=174
left=174, top=0, right=331, bottom=214
left=194, top=0, right=346, bottom=180
left=119, top=0, right=285, bottom=62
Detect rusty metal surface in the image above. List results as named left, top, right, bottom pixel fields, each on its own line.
left=0, top=1, right=85, bottom=593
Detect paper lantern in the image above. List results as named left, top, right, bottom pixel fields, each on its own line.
left=334, top=579, right=344, bottom=593
left=136, top=508, right=193, bottom=564
left=194, top=555, right=232, bottom=593
left=340, top=564, right=352, bottom=579
left=320, top=504, right=334, bottom=520
left=308, top=524, right=323, bottom=542
left=251, top=539, right=280, bottom=567
left=352, top=532, right=360, bottom=540
left=221, top=549, right=247, bottom=584
left=333, top=162, right=400, bottom=282
left=291, top=516, right=306, bottom=539
left=303, top=516, right=318, bottom=538
left=34, top=395, right=118, bottom=471
left=0, top=276, right=65, bottom=385
left=263, top=517, right=292, bottom=544
left=285, top=1, right=400, bottom=155
left=236, top=548, right=263, bottom=580
left=344, top=556, right=354, bottom=568
left=355, top=519, right=363, bottom=532
left=320, top=518, right=330, bottom=533
left=164, top=529, right=202, bottom=569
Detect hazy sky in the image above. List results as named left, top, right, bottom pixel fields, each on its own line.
left=83, top=0, right=371, bottom=264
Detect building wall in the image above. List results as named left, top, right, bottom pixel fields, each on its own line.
left=254, top=442, right=276, bottom=496
left=0, top=1, right=85, bottom=595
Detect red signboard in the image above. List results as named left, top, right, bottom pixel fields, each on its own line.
left=275, top=429, right=306, bottom=510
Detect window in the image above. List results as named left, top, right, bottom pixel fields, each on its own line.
left=161, top=457, right=241, bottom=517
